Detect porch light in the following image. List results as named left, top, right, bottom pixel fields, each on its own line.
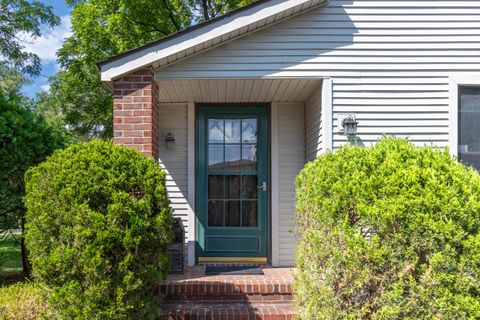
left=164, top=131, right=176, bottom=149
left=341, top=115, right=358, bottom=137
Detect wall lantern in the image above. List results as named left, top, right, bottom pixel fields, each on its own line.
left=339, top=114, right=358, bottom=137
left=164, top=131, right=176, bottom=149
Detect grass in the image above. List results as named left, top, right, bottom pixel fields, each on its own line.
left=0, top=234, right=22, bottom=274
left=0, top=234, right=52, bottom=319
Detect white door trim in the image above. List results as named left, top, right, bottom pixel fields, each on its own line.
left=187, top=102, right=196, bottom=267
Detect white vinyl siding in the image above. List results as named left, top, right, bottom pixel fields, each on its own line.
left=151, top=0, right=480, bottom=264
left=277, top=102, right=305, bottom=266
left=158, top=103, right=190, bottom=242
left=155, top=0, right=480, bottom=149
left=305, top=86, right=323, bottom=161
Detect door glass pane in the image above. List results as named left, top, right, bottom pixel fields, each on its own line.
left=242, top=175, right=257, bottom=199
left=225, top=145, right=241, bottom=171
left=242, top=201, right=257, bottom=227
left=208, top=119, right=224, bottom=143
left=208, top=200, right=224, bottom=226
left=226, top=175, right=240, bottom=199
left=225, top=201, right=240, bottom=226
left=459, top=87, right=480, bottom=169
left=242, top=144, right=257, bottom=171
left=225, top=119, right=241, bottom=143
left=208, top=145, right=224, bottom=171
left=208, top=175, right=224, bottom=199
left=242, top=119, right=257, bottom=143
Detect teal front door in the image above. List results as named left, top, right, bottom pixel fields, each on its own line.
left=197, top=105, right=269, bottom=262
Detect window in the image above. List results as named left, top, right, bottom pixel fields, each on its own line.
left=458, top=86, right=480, bottom=170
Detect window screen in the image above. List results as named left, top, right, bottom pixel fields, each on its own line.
left=459, top=86, right=480, bottom=170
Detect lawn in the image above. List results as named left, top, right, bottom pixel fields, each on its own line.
left=0, top=233, right=24, bottom=286
left=0, top=233, right=22, bottom=273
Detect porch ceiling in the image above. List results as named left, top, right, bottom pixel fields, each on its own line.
left=157, top=79, right=321, bottom=103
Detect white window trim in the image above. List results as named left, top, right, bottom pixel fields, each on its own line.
left=449, top=75, right=480, bottom=158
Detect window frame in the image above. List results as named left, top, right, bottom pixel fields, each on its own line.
left=449, top=76, right=480, bottom=157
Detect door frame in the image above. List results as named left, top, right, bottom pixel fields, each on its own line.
left=195, top=103, right=271, bottom=264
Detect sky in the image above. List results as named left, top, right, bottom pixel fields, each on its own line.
left=20, top=0, right=72, bottom=98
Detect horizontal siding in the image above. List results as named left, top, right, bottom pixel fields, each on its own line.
left=305, top=86, right=323, bottom=161
left=155, top=0, right=475, bottom=149
left=157, top=103, right=190, bottom=242
left=278, top=102, right=305, bottom=266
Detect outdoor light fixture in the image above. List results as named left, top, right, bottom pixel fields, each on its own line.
left=164, top=131, right=176, bottom=149
left=339, top=114, right=358, bottom=137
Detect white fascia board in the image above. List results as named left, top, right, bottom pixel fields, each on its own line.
left=100, top=0, right=322, bottom=82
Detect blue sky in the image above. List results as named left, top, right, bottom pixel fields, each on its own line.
left=21, top=1, right=72, bottom=98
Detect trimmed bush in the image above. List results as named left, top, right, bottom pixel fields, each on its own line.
left=295, top=138, right=480, bottom=319
left=0, top=281, right=52, bottom=319
left=24, top=140, right=173, bottom=320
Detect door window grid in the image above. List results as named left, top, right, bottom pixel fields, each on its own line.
left=207, top=118, right=259, bottom=227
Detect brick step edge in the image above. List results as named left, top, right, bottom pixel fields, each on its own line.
left=159, top=282, right=292, bottom=296
left=161, top=302, right=297, bottom=320
left=164, top=293, right=293, bottom=302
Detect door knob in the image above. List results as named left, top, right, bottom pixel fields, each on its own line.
left=257, top=181, right=267, bottom=192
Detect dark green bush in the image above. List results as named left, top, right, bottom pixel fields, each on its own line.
left=24, top=140, right=173, bottom=320
left=295, top=138, right=480, bottom=319
left=0, top=91, right=71, bottom=274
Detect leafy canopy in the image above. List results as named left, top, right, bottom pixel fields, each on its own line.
left=0, top=0, right=59, bottom=75
left=38, top=0, right=253, bottom=139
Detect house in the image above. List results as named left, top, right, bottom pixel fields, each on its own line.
left=99, top=0, right=480, bottom=268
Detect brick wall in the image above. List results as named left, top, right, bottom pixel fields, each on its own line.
left=112, top=67, right=160, bottom=159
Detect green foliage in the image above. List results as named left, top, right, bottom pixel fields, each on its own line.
left=295, top=138, right=480, bottom=319
left=0, top=91, right=70, bottom=232
left=24, top=140, right=174, bottom=319
left=0, top=281, right=52, bottom=319
left=38, top=0, right=253, bottom=139
left=0, top=0, right=59, bottom=75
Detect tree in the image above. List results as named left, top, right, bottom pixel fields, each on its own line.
left=38, top=0, right=253, bottom=139
left=0, top=91, right=72, bottom=275
left=0, top=0, right=59, bottom=75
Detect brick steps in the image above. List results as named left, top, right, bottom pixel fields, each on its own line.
left=161, top=302, right=296, bottom=320
left=160, top=267, right=297, bottom=320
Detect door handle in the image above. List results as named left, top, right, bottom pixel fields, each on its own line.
left=257, top=181, right=267, bottom=192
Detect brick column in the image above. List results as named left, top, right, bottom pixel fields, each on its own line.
left=112, top=67, right=160, bottom=159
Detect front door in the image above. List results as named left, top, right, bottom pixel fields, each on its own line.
left=197, top=105, right=269, bottom=262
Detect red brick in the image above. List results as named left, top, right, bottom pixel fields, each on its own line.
left=113, top=82, right=132, bottom=89
left=133, top=96, right=152, bottom=103
left=124, top=131, right=143, bottom=138
left=122, top=75, right=143, bottom=82
left=132, top=69, right=152, bottom=76
left=133, top=110, right=152, bottom=116
left=113, top=137, right=133, bottom=144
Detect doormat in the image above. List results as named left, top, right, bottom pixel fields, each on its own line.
left=205, top=266, right=264, bottom=276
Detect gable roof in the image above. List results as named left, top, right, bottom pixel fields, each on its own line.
left=99, top=0, right=328, bottom=84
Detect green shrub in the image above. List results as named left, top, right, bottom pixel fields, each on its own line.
left=0, top=281, right=52, bottom=320
left=24, top=140, right=173, bottom=320
left=295, top=138, right=480, bottom=319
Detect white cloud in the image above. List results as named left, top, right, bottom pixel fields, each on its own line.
left=41, top=84, right=51, bottom=92
left=20, top=15, right=72, bottom=63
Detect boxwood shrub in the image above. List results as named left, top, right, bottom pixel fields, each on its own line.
left=24, top=140, right=173, bottom=320
left=295, top=138, right=480, bottom=319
